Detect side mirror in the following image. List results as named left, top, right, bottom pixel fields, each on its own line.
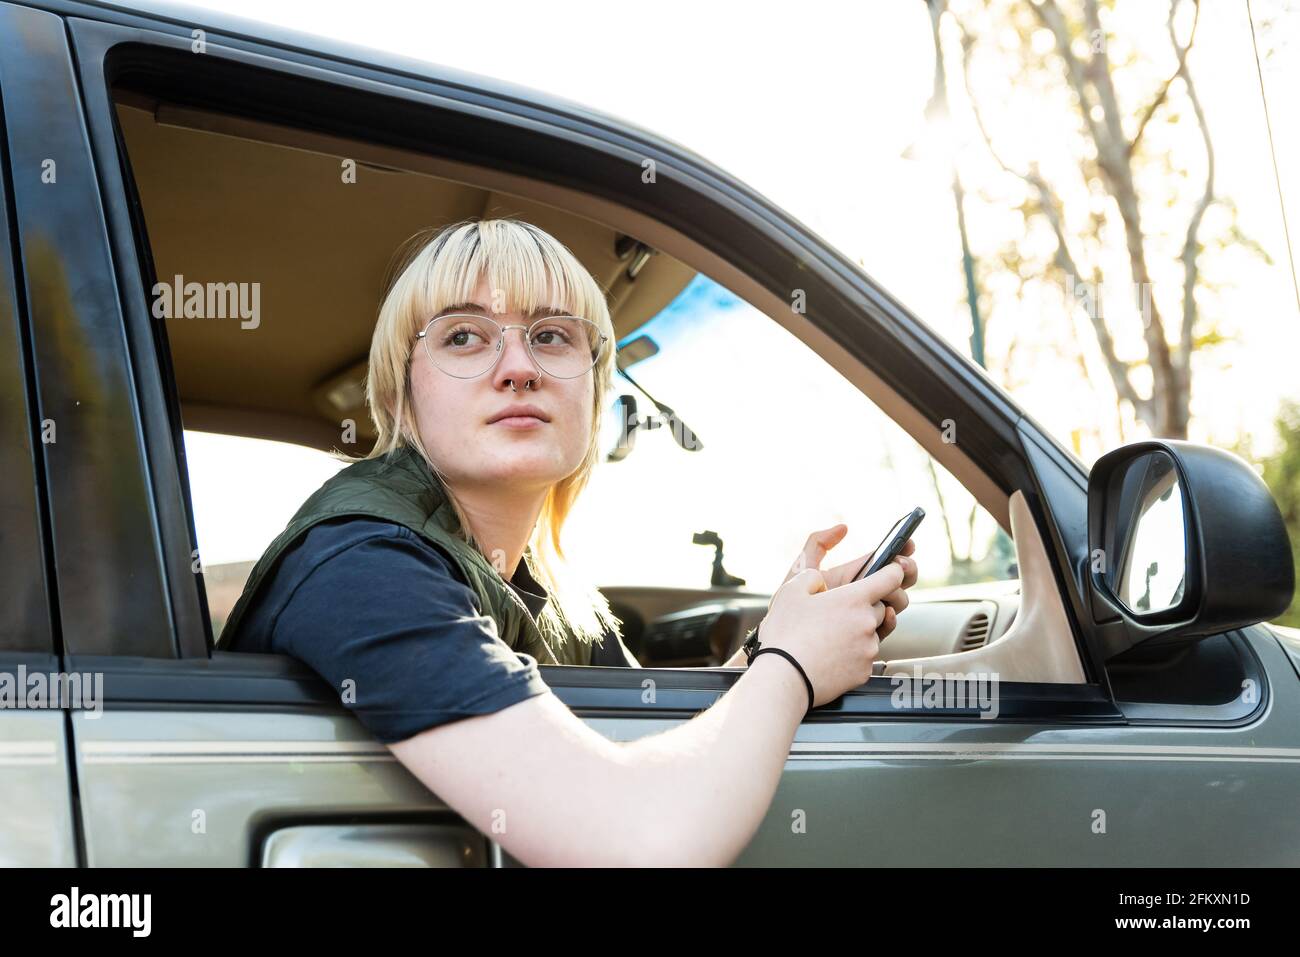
left=1086, top=440, right=1294, bottom=660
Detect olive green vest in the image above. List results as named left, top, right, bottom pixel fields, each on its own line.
left=218, top=444, right=593, bottom=666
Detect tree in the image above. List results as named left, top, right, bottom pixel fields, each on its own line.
left=939, top=0, right=1269, bottom=440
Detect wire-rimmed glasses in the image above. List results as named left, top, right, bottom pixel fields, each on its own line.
left=416, top=313, right=608, bottom=379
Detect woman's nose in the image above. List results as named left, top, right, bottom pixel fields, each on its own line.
left=493, top=325, right=542, bottom=384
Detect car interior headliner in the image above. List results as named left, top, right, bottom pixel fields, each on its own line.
left=114, top=92, right=698, bottom=451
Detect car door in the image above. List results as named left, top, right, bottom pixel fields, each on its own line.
left=0, top=6, right=79, bottom=866
left=0, top=3, right=491, bottom=868
left=23, top=0, right=1299, bottom=867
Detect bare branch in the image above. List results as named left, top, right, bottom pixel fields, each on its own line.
left=1031, top=0, right=1109, bottom=159
left=1080, top=0, right=1133, bottom=180
left=955, top=15, right=1146, bottom=417
left=1047, top=0, right=1174, bottom=433
left=924, top=454, right=959, bottom=567
left=1175, top=0, right=1215, bottom=387
left=1131, top=0, right=1201, bottom=157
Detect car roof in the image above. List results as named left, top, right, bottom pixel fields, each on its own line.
left=66, top=0, right=705, bottom=159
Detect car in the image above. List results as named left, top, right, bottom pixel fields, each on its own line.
left=0, top=0, right=1295, bottom=868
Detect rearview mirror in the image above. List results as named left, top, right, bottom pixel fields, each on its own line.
left=1086, top=440, right=1294, bottom=660
left=603, top=394, right=638, bottom=463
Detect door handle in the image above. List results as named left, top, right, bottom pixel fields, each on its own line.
left=260, top=823, right=487, bottom=867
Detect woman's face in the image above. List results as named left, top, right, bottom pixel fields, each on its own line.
left=408, top=274, right=595, bottom=491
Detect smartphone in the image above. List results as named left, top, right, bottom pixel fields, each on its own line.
left=851, top=507, right=925, bottom=582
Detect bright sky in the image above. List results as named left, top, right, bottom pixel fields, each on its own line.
left=156, top=0, right=1300, bottom=585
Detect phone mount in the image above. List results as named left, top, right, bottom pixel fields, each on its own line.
left=693, top=530, right=746, bottom=588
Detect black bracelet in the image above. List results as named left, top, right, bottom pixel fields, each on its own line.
left=749, top=647, right=816, bottom=714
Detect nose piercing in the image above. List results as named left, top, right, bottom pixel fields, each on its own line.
left=508, top=378, right=536, bottom=392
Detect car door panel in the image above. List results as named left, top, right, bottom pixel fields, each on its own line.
left=70, top=708, right=449, bottom=866
left=0, top=676, right=77, bottom=867
left=576, top=627, right=1297, bottom=866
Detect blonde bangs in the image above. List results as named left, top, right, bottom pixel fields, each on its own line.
left=403, top=219, right=609, bottom=342
left=356, top=217, right=623, bottom=653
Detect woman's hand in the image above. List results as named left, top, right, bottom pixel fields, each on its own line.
left=776, top=524, right=918, bottom=640
left=756, top=562, right=905, bottom=706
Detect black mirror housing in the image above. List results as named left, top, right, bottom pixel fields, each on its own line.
left=1086, top=439, right=1294, bottom=660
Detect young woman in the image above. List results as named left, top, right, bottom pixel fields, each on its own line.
left=222, top=217, right=918, bottom=866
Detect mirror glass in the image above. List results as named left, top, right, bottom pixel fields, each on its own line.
left=1107, top=450, right=1187, bottom=616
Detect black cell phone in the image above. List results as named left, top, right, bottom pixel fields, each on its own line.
left=851, top=507, right=925, bottom=582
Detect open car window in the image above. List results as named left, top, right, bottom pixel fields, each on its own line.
left=106, top=60, right=1069, bottom=678
left=185, top=431, right=346, bottom=640
left=572, top=273, right=1015, bottom=594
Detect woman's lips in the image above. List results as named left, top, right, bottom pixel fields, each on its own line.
left=492, top=415, right=547, bottom=429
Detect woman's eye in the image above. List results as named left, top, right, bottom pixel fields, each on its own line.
left=445, top=326, right=485, bottom=347
left=532, top=328, right=569, bottom=346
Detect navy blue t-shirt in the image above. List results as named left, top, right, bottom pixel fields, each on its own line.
left=226, top=518, right=634, bottom=744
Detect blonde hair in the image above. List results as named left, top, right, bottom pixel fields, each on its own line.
left=355, top=217, right=621, bottom=652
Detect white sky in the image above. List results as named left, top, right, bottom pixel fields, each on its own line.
left=159, top=0, right=1300, bottom=585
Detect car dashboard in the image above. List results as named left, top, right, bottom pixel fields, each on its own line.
left=602, top=580, right=1023, bottom=667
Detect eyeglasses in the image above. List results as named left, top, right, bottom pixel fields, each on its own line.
left=416, top=313, right=609, bottom=380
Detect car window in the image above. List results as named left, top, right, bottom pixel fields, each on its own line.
left=566, top=274, right=1016, bottom=594
left=106, top=66, right=1015, bottom=648
left=178, top=274, right=1018, bottom=644
left=185, top=432, right=345, bottom=639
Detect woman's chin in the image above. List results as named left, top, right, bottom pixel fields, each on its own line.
left=481, top=455, right=571, bottom=487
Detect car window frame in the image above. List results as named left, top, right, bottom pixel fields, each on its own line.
left=0, top=2, right=186, bottom=662
left=53, top=6, right=1201, bottom=728
left=0, top=40, right=56, bottom=660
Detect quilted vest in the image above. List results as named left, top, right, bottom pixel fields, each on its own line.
left=217, top=443, right=593, bottom=666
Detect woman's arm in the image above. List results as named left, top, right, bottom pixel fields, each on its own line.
left=390, top=561, right=904, bottom=866
left=389, top=650, right=807, bottom=867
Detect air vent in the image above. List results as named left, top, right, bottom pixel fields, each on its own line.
left=960, top=612, right=992, bottom=651
left=645, top=609, right=722, bottom=659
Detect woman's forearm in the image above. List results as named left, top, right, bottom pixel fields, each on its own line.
left=615, top=652, right=807, bottom=866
